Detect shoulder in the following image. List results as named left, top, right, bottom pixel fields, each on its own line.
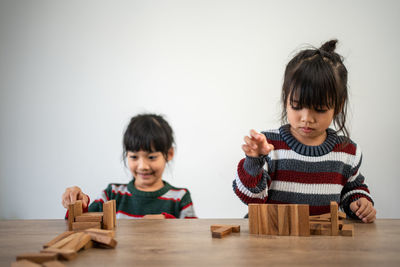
left=261, top=128, right=281, bottom=142
left=104, top=182, right=131, bottom=196
left=333, top=135, right=361, bottom=156
left=162, top=182, right=192, bottom=200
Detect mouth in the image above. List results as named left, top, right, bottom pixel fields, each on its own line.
left=136, top=172, right=155, bottom=179
left=300, top=127, right=314, bottom=134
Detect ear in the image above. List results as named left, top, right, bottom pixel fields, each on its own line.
left=167, top=147, right=174, bottom=162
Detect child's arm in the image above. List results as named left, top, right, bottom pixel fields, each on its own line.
left=340, top=144, right=375, bottom=222
left=178, top=191, right=197, bottom=219
left=233, top=130, right=274, bottom=205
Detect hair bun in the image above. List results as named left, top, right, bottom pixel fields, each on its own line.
left=320, top=39, right=338, bottom=53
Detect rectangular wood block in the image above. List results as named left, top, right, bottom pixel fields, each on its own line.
left=48, top=232, right=81, bottom=249
left=103, top=201, right=114, bottom=230
left=248, top=204, right=259, bottom=234
left=43, top=231, right=75, bottom=248
left=42, top=261, right=66, bottom=267
left=75, top=215, right=102, bottom=222
left=297, top=204, right=310, bottom=236
left=16, top=253, right=58, bottom=264
left=112, top=199, right=116, bottom=227
left=12, top=260, right=42, bottom=267
left=330, top=202, right=339, bottom=236
left=60, top=232, right=91, bottom=252
left=267, top=204, right=278, bottom=235
left=72, top=222, right=101, bottom=231
left=88, top=232, right=118, bottom=248
left=210, top=225, right=240, bottom=233
left=84, top=228, right=115, bottom=238
left=41, top=248, right=77, bottom=261
left=340, top=224, right=354, bottom=236
left=258, top=204, right=268, bottom=235
left=278, top=205, right=290, bottom=235
left=211, top=226, right=232, bottom=238
left=288, top=204, right=299, bottom=236
left=74, top=200, right=83, bottom=218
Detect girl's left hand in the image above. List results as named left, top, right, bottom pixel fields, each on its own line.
left=350, top=198, right=376, bottom=223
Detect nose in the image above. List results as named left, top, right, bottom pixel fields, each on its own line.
left=300, top=108, right=315, bottom=123
left=137, top=158, right=149, bottom=170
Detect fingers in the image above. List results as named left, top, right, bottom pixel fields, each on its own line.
left=242, top=130, right=274, bottom=157
left=351, top=198, right=376, bottom=223
left=61, top=186, right=84, bottom=209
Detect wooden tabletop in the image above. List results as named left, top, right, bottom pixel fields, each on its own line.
left=1, top=219, right=399, bottom=266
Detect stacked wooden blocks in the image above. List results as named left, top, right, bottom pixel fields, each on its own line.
left=68, top=200, right=116, bottom=231
left=248, top=203, right=310, bottom=236
left=248, top=202, right=354, bottom=237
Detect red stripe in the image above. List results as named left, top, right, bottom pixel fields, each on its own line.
left=158, top=196, right=181, bottom=202
left=104, top=190, right=110, bottom=201
left=168, top=188, right=187, bottom=193
left=180, top=202, right=193, bottom=210
left=333, top=143, right=356, bottom=155
left=271, top=170, right=346, bottom=185
left=269, top=140, right=291, bottom=150
left=161, top=212, right=176, bottom=219
left=112, top=189, right=132, bottom=196
left=235, top=188, right=267, bottom=204
left=94, top=199, right=105, bottom=203
left=237, top=158, right=263, bottom=188
left=117, top=210, right=143, bottom=218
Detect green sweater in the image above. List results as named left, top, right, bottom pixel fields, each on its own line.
left=88, top=179, right=196, bottom=219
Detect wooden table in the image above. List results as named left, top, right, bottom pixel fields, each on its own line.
left=1, top=219, right=399, bottom=266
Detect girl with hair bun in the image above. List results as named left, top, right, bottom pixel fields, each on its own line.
left=233, top=40, right=376, bottom=222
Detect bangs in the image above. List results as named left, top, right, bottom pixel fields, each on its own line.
left=124, top=118, right=172, bottom=155
left=288, top=58, right=337, bottom=110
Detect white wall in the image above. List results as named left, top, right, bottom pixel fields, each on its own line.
left=0, top=0, right=399, bottom=219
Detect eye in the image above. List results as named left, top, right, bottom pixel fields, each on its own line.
left=314, top=108, right=328, bottom=113
left=148, top=155, right=157, bottom=160
left=290, top=104, right=302, bottom=111
left=129, top=155, right=138, bottom=160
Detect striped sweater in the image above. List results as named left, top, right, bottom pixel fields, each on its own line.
left=88, top=179, right=197, bottom=219
left=233, top=124, right=373, bottom=218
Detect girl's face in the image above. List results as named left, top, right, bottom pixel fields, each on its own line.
left=286, top=99, right=335, bottom=146
left=127, top=148, right=174, bottom=191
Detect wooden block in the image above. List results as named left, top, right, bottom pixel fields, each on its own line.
left=211, top=226, right=232, bottom=238
left=278, top=205, right=290, bottom=235
left=75, top=215, right=103, bottom=222
left=72, top=222, right=101, bottom=231
left=310, top=223, right=331, bottom=235
left=43, top=231, right=75, bottom=248
left=338, top=211, right=346, bottom=220
left=288, top=204, right=299, bottom=236
left=309, top=220, right=344, bottom=227
left=267, top=204, right=278, bottom=235
left=74, top=200, right=83, bottom=218
left=340, top=224, right=354, bottom=236
left=41, top=248, right=77, bottom=261
left=330, top=201, right=339, bottom=236
left=297, top=204, right=310, bottom=236
left=210, top=225, right=240, bottom=233
left=12, top=260, right=42, bottom=267
left=67, top=204, right=75, bottom=231
left=61, top=232, right=91, bottom=252
left=84, top=228, right=115, bottom=238
left=83, top=240, right=93, bottom=250
left=248, top=204, right=259, bottom=234
left=143, top=214, right=166, bottom=219
left=49, top=233, right=81, bottom=249
left=103, top=201, right=114, bottom=230
left=257, top=204, right=268, bottom=235
left=42, top=261, right=66, bottom=267
left=87, top=232, right=118, bottom=248
left=16, top=253, right=57, bottom=264
left=112, top=199, right=116, bottom=227
left=80, top=212, right=103, bottom=216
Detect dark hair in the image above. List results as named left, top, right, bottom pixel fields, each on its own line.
left=123, top=113, right=174, bottom=160
left=281, top=39, right=349, bottom=139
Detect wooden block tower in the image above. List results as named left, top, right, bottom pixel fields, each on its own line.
left=68, top=200, right=116, bottom=231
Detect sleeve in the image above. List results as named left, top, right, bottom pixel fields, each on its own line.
left=232, top=154, right=270, bottom=205
left=88, top=184, right=113, bottom=212
left=340, top=145, right=374, bottom=219
left=178, top=190, right=197, bottom=219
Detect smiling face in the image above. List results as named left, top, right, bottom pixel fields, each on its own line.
left=286, top=99, right=335, bottom=146
left=127, top=148, right=174, bottom=191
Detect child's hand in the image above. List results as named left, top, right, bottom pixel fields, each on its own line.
left=242, top=129, right=274, bottom=157
left=350, top=198, right=376, bottom=223
left=61, top=186, right=89, bottom=209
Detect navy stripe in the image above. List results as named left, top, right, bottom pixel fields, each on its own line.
left=268, top=190, right=341, bottom=206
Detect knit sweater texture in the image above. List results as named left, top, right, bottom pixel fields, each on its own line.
left=88, top=179, right=196, bottom=219
left=233, top=124, right=373, bottom=218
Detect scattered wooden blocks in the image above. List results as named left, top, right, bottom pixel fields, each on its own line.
left=16, top=252, right=58, bottom=264
left=210, top=224, right=240, bottom=238
left=249, top=202, right=354, bottom=237
left=12, top=260, right=42, bottom=267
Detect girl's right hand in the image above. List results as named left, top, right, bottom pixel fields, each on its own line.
left=242, top=129, right=274, bottom=157
left=61, top=186, right=89, bottom=209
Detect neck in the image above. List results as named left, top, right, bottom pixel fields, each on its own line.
left=134, top=179, right=164, bottom=192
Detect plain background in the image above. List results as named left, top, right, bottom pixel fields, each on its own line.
left=0, top=0, right=399, bottom=219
